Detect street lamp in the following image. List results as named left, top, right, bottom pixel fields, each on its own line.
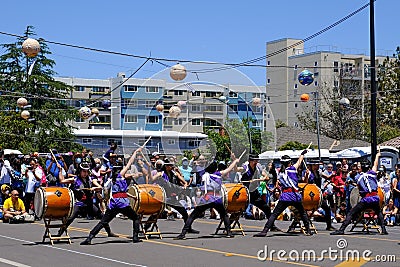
left=369, top=0, right=377, bottom=161
left=312, top=91, right=321, bottom=162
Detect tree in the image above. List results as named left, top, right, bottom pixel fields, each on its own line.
left=376, top=48, right=400, bottom=129
left=205, top=118, right=274, bottom=162
left=297, top=76, right=365, bottom=141
left=0, top=26, right=83, bottom=153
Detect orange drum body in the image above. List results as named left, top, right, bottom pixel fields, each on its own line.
left=221, top=183, right=249, bottom=213
left=298, top=183, right=322, bottom=211
left=34, top=187, right=75, bottom=220
left=128, top=184, right=166, bottom=215
left=350, top=187, right=384, bottom=208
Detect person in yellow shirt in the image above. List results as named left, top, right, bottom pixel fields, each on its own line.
left=3, top=190, right=27, bottom=222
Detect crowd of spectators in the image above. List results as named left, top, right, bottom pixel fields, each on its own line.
left=1, top=145, right=399, bottom=228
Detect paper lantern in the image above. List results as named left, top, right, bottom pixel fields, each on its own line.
left=101, top=99, right=111, bottom=109
left=177, top=100, right=187, bottom=108
left=300, top=93, right=310, bottom=102
left=21, top=110, right=30, bottom=120
left=22, top=38, right=41, bottom=57
left=91, top=107, right=99, bottom=116
left=156, top=104, right=164, bottom=112
left=78, top=106, right=92, bottom=119
left=169, top=106, right=181, bottom=118
left=170, top=63, right=187, bottom=81
left=252, top=97, right=262, bottom=107
left=17, top=97, right=28, bottom=107
left=298, top=70, right=314, bottom=86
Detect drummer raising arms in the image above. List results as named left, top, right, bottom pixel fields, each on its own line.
left=254, top=149, right=313, bottom=237
left=58, top=162, right=117, bottom=237
left=331, top=150, right=388, bottom=235
left=175, top=156, right=239, bottom=240
left=81, top=148, right=143, bottom=245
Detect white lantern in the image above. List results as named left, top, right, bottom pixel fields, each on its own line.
left=22, top=38, right=41, bottom=57
left=252, top=97, right=262, bottom=107
left=177, top=100, right=187, bottom=108
left=21, top=110, right=30, bottom=120
left=78, top=106, right=92, bottom=119
left=17, top=97, right=28, bottom=107
left=156, top=104, right=164, bottom=112
left=91, top=107, right=99, bottom=116
left=170, top=63, right=187, bottom=81
left=169, top=106, right=181, bottom=118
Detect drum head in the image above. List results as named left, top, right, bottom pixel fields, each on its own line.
left=67, top=188, right=76, bottom=218
left=220, top=185, right=228, bottom=210
left=350, top=188, right=360, bottom=208
left=34, top=188, right=45, bottom=219
left=127, top=186, right=140, bottom=213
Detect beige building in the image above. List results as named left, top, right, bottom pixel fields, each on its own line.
left=266, top=38, right=387, bottom=127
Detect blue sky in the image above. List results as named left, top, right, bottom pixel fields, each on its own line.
left=0, top=0, right=398, bottom=85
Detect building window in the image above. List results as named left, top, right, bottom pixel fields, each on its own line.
left=124, top=115, right=138, bottom=123
left=267, top=61, right=271, bottom=66
left=267, top=114, right=270, bottom=119
left=122, top=99, right=138, bottom=108
left=146, top=116, right=159, bottom=124
left=294, top=84, right=298, bottom=89
left=74, top=86, right=85, bottom=92
left=164, top=117, right=173, bottom=126
left=294, top=103, right=298, bottom=108
left=314, top=81, right=318, bottom=86
left=174, top=118, right=185, bottom=125
left=334, top=80, right=339, bottom=88
left=294, top=65, right=298, bottom=70
left=267, top=78, right=271, bottom=84
left=124, top=85, right=138, bottom=92
left=75, top=100, right=86, bottom=108
left=229, top=104, right=238, bottom=112
left=174, top=90, right=184, bottom=95
left=107, top=139, right=122, bottom=146
left=205, top=105, right=222, bottom=112
left=205, top=91, right=217, bottom=98
left=82, top=138, right=92, bottom=144
left=294, top=122, right=299, bottom=127
left=229, top=91, right=238, bottom=98
left=204, top=119, right=219, bottom=127
left=192, top=91, right=201, bottom=97
left=334, top=61, right=339, bottom=72
left=168, top=139, right=175, bottom=145
left=191, top=105, right=201, bottom=112
left=92, top=87, right=106, bottom=93
left=314, top=61, right=318, bottom=66
left=191, top=119, right=201, bottom=126
left=188, top=140, right=201, bottom=147
left=145, top=101, right=155, bottom=108
left=146, top=86, right=159, bottom=93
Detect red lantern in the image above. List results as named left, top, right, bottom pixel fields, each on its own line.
left=300, top=93, right=310, bottom=102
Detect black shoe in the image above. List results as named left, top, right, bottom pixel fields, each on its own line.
left=174, top=234, right=186, bottom=240
left=326, top=226, right=336, bottom=231
left=226, top=232, right=234, bottom=238
left=253, top=231, right=268, bottom=237
left=330, top=230, right=344, bottom=235
left=187, top=228, right=200, bottom=234
left=381, top=230, right=389, bottom=235
left=132, top=237, right=142, bottom=243
left=143, top=224, right=151, bottom=232
left=304, top=229, right=313, bottom=236
left=80, top=239, right=92, bottom=245
left=108, top=232, right=119, bottom=237
left=287, top=227, right=296, bottom=233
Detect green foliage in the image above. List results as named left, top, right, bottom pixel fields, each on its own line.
left=275, top=119, right=287, bottom=128
left=0, top=26, right=83, bottom=153
left=278, top=141, right=312, bottom=151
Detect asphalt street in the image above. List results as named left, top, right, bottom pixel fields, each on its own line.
left=0, top=217, right=399, bottom=267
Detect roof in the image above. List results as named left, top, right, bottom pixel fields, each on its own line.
left=275, top=127, right=369, bottom=151
left=380, top=136, right=400, bottom=149
left=74, top=129, right=207, bottom=139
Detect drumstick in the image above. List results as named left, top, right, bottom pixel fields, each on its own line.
left=142, top=136, right=152, bottom=148
left=302, top=142, right=313, bottom=169
left=224, top=143, right=233, bottom=155
left=49, top=149, right=57, bottom=161
left=238, top=150, right=247, bottom=161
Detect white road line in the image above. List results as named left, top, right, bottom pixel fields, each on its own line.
left=0, top=257, right=31, bottom=267
left=0, top=235, right=147, bottom=267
